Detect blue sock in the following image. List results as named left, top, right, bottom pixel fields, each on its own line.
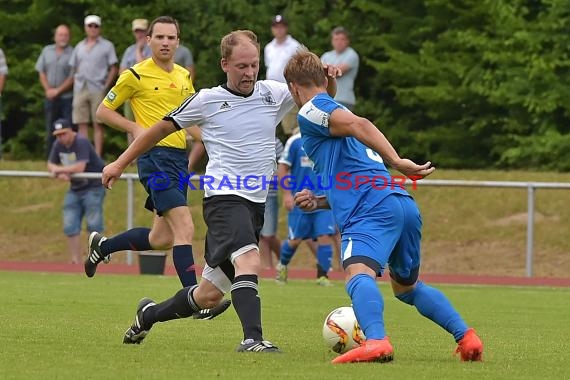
left=280, top=240, right=296, bottom=265
left=316, top=244, right=333, bottom=273
left=100, top=227, right=152, bottom=256
left=173, top=245, right=197, bottom=287
left=346, top=274, right=385, bottom=340
left=396, top=281, right=468, bottom=341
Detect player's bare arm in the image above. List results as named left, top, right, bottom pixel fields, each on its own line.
left=278, top=162, right=295, bottom=211
left=102, top=120, right=177, bottom=189
left=328, top=110, right=435, bottom=179
left=323, top=64, right=341, bottom=98
left=185, top=125, right=201, bottom=142
left=96, top=103, right=144, bottom=138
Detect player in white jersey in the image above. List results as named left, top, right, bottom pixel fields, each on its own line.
left=102, top=30, right=340, bottom=352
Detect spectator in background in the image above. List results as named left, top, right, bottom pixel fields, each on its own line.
left=47, top=118, right=105, bottom=264
left=69, top=15, right=118, bottom=156
left=120, top=19, right=152, bottom=72
left=321, top=27, right=359, bottom=111
left=35, top=24, right=75, bottom=158
left=0, top=47, right=7, bottom=96
left=175, top=43, right=195, bottom=82
left=264, top=15, right=300, bottom=138
left=120, top=19, right=152, bottom=145
left=259, top=137, right=284, bottom=269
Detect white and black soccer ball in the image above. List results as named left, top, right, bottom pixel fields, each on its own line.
left=322, top=306, right=365, bottom=354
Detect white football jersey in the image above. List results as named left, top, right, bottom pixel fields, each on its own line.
left=167, top=80, right=294, bottom=203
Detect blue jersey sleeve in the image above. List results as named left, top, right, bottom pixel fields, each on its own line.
left=298, top=93, right=343, bottom=138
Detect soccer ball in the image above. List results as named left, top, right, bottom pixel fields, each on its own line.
left=322, top=306, right=365, bottom=354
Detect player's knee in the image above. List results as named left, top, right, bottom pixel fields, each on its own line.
left=233, top=250, right=261, bottom=275
left=170, top=221, right=194, bottom=244
left=343, top=256, right=380, bottom=280
left=202, top=292, right=224, bottom=309
left=149, top=233, right=173, bottom=250
left=194, top=284, right=224, bottom=309
left=393, top=280, right=424, bottom=305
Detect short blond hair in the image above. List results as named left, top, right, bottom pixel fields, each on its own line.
left=220, top=30, right=260, bottom=60
left=283, top=48, right=327, bottom=88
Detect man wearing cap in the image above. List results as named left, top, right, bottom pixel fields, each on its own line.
left=69, top=15, right=118, bottom=156
left=120, top=19, right=151, bottom=73
left=35, top=24, right=75, bottom=158
left=47, top=118, right=105, bottom=264
left=264, top=15, right=301, bottom=138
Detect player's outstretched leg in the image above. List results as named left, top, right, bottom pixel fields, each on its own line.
left=85, top=228, right=152, bottom=277
left=395, top=281, right=483, bottom=361
left=332, top=272, right=394, bottom=364
left=123, top=298, right=156, bottom=344
left=122, top=285, right=233, bottom=345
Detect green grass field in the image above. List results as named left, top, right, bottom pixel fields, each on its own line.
left=1, top=271, right=568, bottom=379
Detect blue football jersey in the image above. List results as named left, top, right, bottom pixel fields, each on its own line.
left=279, top=133, right=325, bottom=196
left=297, top=93, right=409, bottom=229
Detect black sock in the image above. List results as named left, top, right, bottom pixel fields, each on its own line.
left=173, top=245, right=197, bottom=287
left=231, top=274, right=262, bottom=341
left=144, top=286, right=199, bottom=329
left=100, top=227, right=152, bottom=256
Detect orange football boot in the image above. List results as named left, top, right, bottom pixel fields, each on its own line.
left=455, top=328, right=483, bottom=361
left=331, top=338, right=394, bottom=364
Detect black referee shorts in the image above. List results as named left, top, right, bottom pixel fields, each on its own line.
left=203, top=195, right=265, bottom=268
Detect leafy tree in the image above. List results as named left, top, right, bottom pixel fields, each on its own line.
left=1, top=0, right=569, bottom=170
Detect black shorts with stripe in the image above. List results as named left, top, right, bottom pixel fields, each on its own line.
left=203, top=195, right=265, bottom=269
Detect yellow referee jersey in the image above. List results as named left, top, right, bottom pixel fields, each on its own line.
left=103, top=58, right=195, bottom=149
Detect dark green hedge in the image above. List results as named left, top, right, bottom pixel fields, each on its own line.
left=1, top=0, right=570, bottom=170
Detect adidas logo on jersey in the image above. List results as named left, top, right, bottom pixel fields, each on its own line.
left=220, top=101, right=231, bottom=110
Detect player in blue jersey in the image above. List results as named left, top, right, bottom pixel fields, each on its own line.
left=276, top=130, right=336, bottom=285
left=284, top=49, right=483, bottom=364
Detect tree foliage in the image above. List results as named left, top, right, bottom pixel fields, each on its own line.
left=1, top=0, right=569, bottom=170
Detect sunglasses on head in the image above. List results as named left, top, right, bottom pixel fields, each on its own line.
left=87, top=24, right=100, bottom=28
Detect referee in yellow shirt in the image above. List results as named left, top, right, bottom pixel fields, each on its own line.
left=86, top=16, right=230, bottom=320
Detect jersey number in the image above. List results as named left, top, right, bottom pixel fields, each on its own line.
left=366, top=148, right=384, bottom=163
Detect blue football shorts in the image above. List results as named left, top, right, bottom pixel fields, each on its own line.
left=287, top=207, right=336, bottom=240
left=340, top=193, right=422, bottom=285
